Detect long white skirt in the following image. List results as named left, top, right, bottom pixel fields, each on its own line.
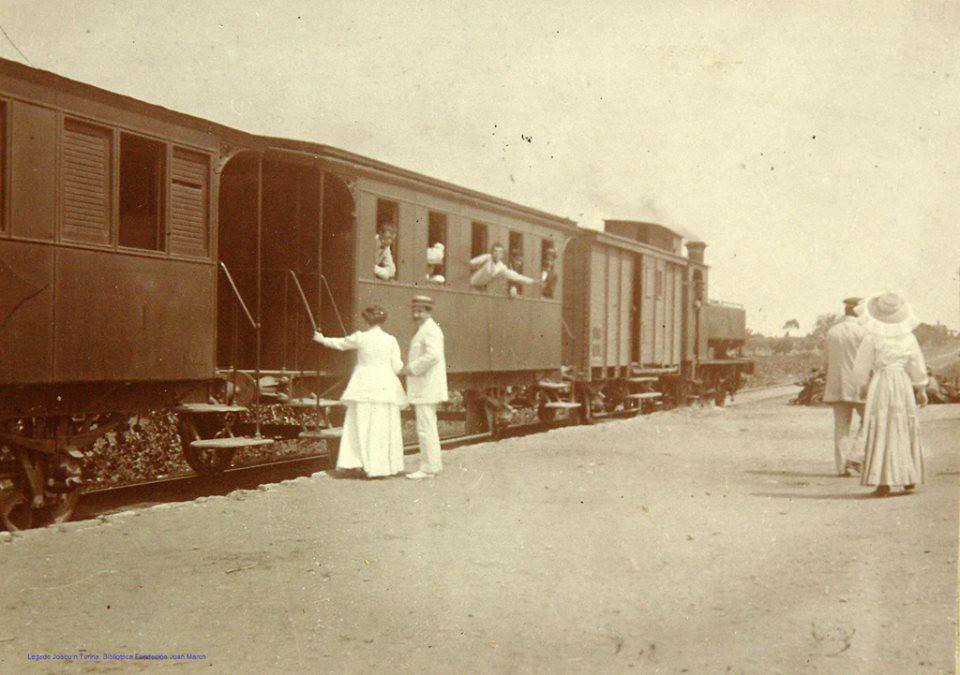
left=336, top=401, right=404, bottom=477
left=860, top=369, right=924, bottom=487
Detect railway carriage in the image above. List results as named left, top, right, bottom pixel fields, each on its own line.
left=553, top=220, right=752, bottom=419
left=0, top=57, right=753, bottom=531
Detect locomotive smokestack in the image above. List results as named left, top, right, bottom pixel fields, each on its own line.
left=686, top=241, right=707, bottom=264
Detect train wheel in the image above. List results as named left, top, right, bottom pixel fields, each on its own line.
left=0, top=486, right=33, bottom=531
left=183, top=444, right=236, bottom=475
left=37, top=489, right=80, bottom=527
left=537, top=402, right=557, bottom=424
left=178, top=415, right=236, bottom=475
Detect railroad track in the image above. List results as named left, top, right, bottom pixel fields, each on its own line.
left=73, top=383, right=801, bottom=524
left=74, top=421, right=547, bottom=522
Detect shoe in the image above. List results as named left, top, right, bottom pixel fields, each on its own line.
left=870, top=486, right=891, bottom=497
left=904, top=484, right=916, bottom=492
left=406, top=470, right=436, bottom=480
left=838, top=471, right=852, bottom=477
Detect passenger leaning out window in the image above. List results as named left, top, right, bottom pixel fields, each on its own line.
left=375, top=224, right=397, bottom=280
left=470, top=243, right=536, bottom=295
left=426, top=242, right=446, bottom=284
left=507, top=249, right=525, bottom=298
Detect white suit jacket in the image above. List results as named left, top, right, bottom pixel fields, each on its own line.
left=823, top=316, right=867, bottom=403
left=405, top=318, right=448, bottom=405
left=315, top=326, right=407, bottom=406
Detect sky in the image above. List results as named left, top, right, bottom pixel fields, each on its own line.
left=3, top=0, right=958, bottom=335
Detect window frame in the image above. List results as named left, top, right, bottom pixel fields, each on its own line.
left=0, top=99, right=7, bottom=234
left=470, top=221, right=488, bottom=259
left=426, top=210, right=448, bottom=284
left=374, top=198, right=400, bottom=281
left=118, top=130, right=167, bottom=254
left=61, top=116, right=115, bottom=247
left=507, top=230, right=525, bottom=296
left=168, top=144, right=211, bottom=259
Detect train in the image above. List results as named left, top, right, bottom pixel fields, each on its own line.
left=0, top=57, right=751, bottom=530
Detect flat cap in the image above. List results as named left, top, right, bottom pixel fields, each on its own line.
left=843, top=297, right=862, bottom=307
left=411, top=294, right=434, bottom=309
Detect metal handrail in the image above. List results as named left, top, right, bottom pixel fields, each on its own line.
left=319, top=274, right=347, bottom=335
left=219, top=261, right=259, bottom=329
left=287, top=269, right=318, bottom=332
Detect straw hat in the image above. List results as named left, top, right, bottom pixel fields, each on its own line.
left=411, top=295, right=434, bottom=310
left=856, top=290, right=918, bottom=336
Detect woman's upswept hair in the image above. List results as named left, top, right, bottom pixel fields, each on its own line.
left=362, top=305, right=388, bottom=326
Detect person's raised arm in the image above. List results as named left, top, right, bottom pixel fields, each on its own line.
left=470, top=253, right=491, bottom=269
left=503, top=268, right=537, bottom=285
left=313, top=331, right=361, bottom=351
left=374, top=246, right=396, bottom=280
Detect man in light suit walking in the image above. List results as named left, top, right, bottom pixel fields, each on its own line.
left=401, top=295, right=448, bottom=479
left=824, top=296, right=867, bottom=476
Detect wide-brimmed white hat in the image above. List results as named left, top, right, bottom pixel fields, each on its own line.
left=856, top=289, right=918, bottom=336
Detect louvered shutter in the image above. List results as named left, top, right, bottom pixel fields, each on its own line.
left=169, top=148, right=209, bottom=257
left=62, top=119, right=111, bottom=245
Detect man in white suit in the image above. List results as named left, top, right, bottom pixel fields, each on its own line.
left=401, top=295, right=448, bottom=479
left=823, top=296, right=867, bottom=476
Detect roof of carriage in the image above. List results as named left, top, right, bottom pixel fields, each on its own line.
left=0, top=56, right=577, bottom=231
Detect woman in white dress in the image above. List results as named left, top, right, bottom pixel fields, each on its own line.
left=852, top=290, right=929, bottom=497
left=313, top=306, right=407, bottom=478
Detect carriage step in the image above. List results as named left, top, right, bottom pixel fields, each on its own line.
left=630, top=366, right=679, bottom=376
left=298, top=428, right=343, bottom=440
left=285, top=397, right=345, bottom=409
left=625, top=392, right=663, bottom=400
left=538, top=380, right=570, bottom=391
left=189, top=437, right=274, bottom=449
left=626, top=376, right=658, bottom=384
left=543, top=401, right=581, bottom=409
left=177, top=403, right=248, bottom=414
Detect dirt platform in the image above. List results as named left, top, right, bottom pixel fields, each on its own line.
left=2, top=398, right=957, bottom=673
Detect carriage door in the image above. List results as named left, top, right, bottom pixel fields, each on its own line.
left=640, top=255, right=656, bottom=365
left=630, top=253, right=641, bottom=364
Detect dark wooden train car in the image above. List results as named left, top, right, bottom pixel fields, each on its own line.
left=213, top=137, right=577, bottom=432
left=0, top=57, right=227, bottom=529
left=558, top=220, right=752, bottom=417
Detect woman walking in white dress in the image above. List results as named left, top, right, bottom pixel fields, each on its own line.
left=313, top=306, right=407, bottom=478
left=852, top=290, right=929, bottom=497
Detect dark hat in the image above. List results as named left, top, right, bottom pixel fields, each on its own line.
left=843, top=297, right=862, bottom=307
left=411, top=295, right=434, bottom=309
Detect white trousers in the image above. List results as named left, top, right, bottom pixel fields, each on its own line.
left=832, top=402, right=865, bottom=474
left=414, top=404, right=442, bottom=473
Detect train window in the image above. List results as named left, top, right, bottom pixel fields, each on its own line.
left=471, top=221, right=488, bottom=258
left=540, top=238, right=558, bottom=298
left=508, top=231, right=524, bottom=297
left=375, top=199, right=398, bottom=280
left=61, top=118, right=113, bottom=246
left=168, top=147, right=209, bottom=258
left=119, top=133, right=165, bottom=251
left=426, top=211, right=447, bottom=284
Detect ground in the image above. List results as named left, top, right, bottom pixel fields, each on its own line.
left=2, top=396, right=957, bottom=673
